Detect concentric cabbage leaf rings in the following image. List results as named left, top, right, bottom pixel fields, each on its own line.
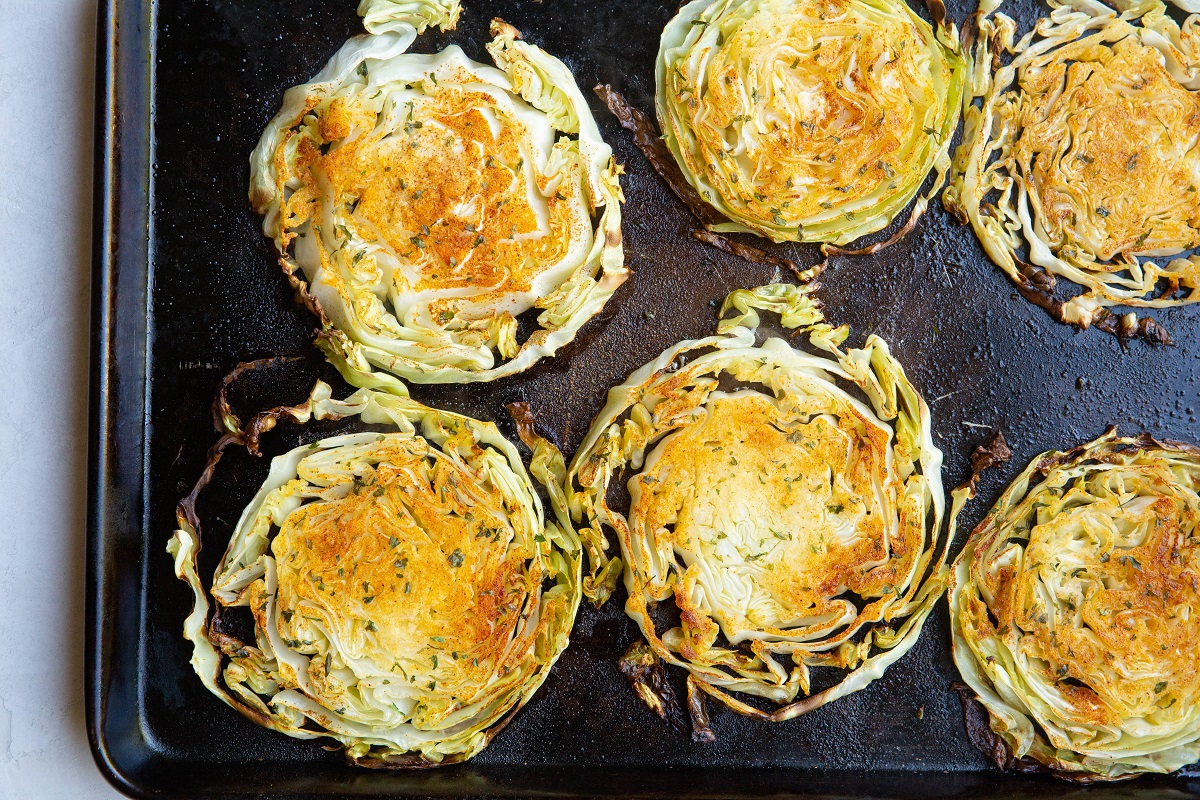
left=945, top=0, right=1200, bottom=336
left=656, top=0, right=966, bottom=246
left=949, top=430, right=1200, bottom=781
left=250, top=0, right=625, bottom=386
left=168, top=381, right=581, bottom=766
left=566, top=284, right=952, bottom=724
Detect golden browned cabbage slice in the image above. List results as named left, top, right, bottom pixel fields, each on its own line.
left=564, top=284, right=955, bottom=732
left=249, top=0, right=624, bottom=386
left=945, top=0, right=1200, bottom=341
left=168, top=380, right=580, bottom=766
left=655, top=0, right=966, bottom=246
left=950, top=430, right=1200, bottom=780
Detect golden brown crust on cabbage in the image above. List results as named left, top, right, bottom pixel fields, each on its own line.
left=565, top=284, right=953, bottom=734
left=168, top=369, right=582, bottom=767
left=653, top=0, right=966, bottom=247
left=949, top=429, right=1200, bottom=780
left=946, top=0, right=1200, bottom=342
left=249, top=8, right=624, bottom=385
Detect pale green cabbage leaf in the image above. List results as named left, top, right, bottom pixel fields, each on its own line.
left=656, top=0, right=966, bottom=246
left=945, top=0, right=1200, bottom=336
left=249, top=1, right=624, bottom=386
left=563, top=284, right=956, bottom=728
left=168, top=381, right=582, bottom=766
left=950, top=430, right=1200, bottom=780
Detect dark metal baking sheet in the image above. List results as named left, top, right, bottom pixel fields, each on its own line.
left=87, top=0, right=1200, bottom=796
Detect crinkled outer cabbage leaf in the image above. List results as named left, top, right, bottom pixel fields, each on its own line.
left=564, top=284, right=955, bottom=722
left=168, top=381, right=581, bottom=766
left=656, top=0, right=965, bottom=245
left=249, top=0, right=625, bottom=387
left=949, top=430, right=1200, bottom=781
left=945, top=0, right=1200, bottom=332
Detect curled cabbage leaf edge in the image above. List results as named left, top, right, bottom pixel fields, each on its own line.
left=168, top=370, right=582, bottom=767
left=949, top=429, right=1200, bottom=781
left=944, top=0, right=1200, bottom=343
left=249, top=0, right=625, bottom=387
left=559, top=283, right=976, bottom=733
left=653, top=0, right=967, bottom=249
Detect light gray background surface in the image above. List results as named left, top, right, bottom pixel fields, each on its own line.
left=0, top=0, right=125, bottom=797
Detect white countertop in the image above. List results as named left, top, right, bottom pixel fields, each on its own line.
left=0, top=0, right=126, bottom=797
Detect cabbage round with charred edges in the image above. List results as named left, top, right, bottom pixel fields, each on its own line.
left=945, top=0, right=1200, bottom=339
left=949, top=430, right=1200, bottom=781
left=249, top=0, right=625, bottom=387
left=564, top=284, right=957, bottom=731
left=655, top=0, right=966, bottom=246
left=168, top=381, right=581, bottom=766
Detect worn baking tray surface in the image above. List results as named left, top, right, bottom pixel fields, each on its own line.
left=87, top=0, right=1200, bottom=796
